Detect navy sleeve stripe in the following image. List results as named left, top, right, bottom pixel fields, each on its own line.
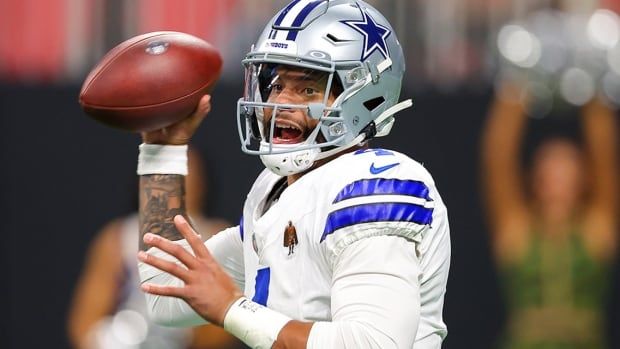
left=320, top=202, right=434, bottom=242
left=333, top=178, right=432, bottom=203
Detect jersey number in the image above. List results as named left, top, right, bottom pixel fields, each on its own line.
left=253, top=267, right=270, bottom=306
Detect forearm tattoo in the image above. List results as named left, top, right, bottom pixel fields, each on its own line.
left=139, top=174, right=186, bottom=251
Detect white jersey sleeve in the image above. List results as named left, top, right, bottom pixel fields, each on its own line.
left=307, top=234, right=421, bottom=349
left=309, top=148, right=450, bottom=347
left=138, top=225, right=245, bottom=327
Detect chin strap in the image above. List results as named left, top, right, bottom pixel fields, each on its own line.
left=372, top=56, right=413, bottom=137
left=314, top=98, right=413, bottom=161
left=314, top=133, right=366, bottom=161
left=375, top=99, right=413, bottom=137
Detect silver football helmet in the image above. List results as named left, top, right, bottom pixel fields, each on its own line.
left=237, top=0, right=412, bottom=175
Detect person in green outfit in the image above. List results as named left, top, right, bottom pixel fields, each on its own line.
left=482, top=82, right=618, bottom=349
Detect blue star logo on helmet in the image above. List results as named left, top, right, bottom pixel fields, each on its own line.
left=341, top=10, right=391, bottom=61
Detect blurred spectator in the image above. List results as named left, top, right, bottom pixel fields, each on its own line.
left=493, top=3, right=620, bottom=112
left=67, top=148, right=246, bottom=349
left=1, top=0, right=557, bottom=88
left=0, top=0, right=239, bottom=83
left=482, top=80, right=618, bottom=348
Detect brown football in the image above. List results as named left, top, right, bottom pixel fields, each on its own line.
left=79, top=31, right=222, bottom=132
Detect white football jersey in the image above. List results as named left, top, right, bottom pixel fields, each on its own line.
left=139, top=148, right=450, bottom=347
left=239, top=148, right=450, bottom=345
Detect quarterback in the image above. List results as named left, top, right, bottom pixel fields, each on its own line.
left=136, top=0, right=451, bottom=348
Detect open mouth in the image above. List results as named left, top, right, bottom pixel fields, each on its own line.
left=270, top=121, right=305, bottom=144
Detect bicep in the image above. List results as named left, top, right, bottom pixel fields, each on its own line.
left=307, top=235, right=420, bottom=349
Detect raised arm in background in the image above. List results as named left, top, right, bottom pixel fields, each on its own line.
left=579, top=98, right=618, bottom=261
left=481, top=83, right=532, bottom=264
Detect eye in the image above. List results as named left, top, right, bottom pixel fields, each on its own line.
left=270, top=83, right=283, bottom=92
left=303, top=87, right=318, bottom=96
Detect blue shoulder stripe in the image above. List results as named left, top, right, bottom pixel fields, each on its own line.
left=320, top=202, right=433, bottom=242
left=333, top=178, right=432, bottom=203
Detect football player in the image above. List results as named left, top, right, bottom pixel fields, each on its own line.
left=136, top=1, right=451, bottom=348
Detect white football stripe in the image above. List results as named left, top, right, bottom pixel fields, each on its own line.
left=324, top=221, right=429, bottom=256
left=331, top=194, right=435, bottom=212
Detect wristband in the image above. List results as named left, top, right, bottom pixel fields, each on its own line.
left=137, top=143, right=188, bottom=175
left=223, top=297, right=291, bottom=349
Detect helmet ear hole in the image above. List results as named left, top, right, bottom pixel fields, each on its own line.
left=326, top=33, right=347, bottom=43
left=363, top=96, right=386, bottom=111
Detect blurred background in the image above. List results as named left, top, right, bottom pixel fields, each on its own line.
left=1, top=0, right=619, bottom=348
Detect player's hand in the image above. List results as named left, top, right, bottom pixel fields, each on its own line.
left=138, top=214, right=243, bottom=326
left=141, top=94, right=211, bottom=145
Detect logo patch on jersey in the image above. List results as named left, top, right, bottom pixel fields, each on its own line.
left=341, top=9, right=391, bottom=61
left=369, top=162, right=400, bottom=174
left=283, top=221, right=298, bottom=256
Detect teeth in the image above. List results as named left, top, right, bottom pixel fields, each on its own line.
left=276, top=124, right=300, bottom=131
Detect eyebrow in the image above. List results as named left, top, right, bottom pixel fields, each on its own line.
left=281, top=72, right=328, bottom=87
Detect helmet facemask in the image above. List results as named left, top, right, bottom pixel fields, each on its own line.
left=237, top=59, right=352, bottom=154
left=237, top=60, right=357, bottom=175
